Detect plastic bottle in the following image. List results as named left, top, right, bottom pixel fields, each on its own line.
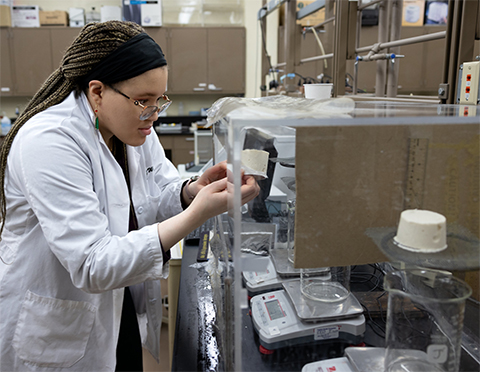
left=178, top=102, right=184, bottom=116
left=86, top=7, right=101, bottom=23
left=1, top=112, right=11, bottom=135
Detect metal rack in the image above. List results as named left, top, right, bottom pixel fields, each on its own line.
left=259, top=0, right=480, bottom=103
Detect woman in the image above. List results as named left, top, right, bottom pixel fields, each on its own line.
left=0, top=21, right=259, bottom=371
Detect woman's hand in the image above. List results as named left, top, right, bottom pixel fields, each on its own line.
left=188, top=172, right=260, bottom=222
left=238, top=174, right=260, bottom=206
left=160, top=168, right=259, bottom=251
left=181, top=161, right=227, bottom=206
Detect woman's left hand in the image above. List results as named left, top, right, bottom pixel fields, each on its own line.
left=182, top=160, right=260, bottom=212
left=182, top=161, right=227, bottom=206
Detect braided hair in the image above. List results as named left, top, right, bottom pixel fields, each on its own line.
left=0, top=20, right=145, bottom=238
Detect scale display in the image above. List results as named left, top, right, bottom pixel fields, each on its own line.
left=265, top=299, right=286, bottom=320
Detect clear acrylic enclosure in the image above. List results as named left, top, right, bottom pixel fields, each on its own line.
left=205, top=96, right=479, bottom=371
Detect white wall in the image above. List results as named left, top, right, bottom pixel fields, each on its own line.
left=1, top=0, right=278, bottom=117
left=244, top=0, right=278, bottom=98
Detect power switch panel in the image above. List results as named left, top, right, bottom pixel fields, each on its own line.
left=459, top=61, right=480, bottom=105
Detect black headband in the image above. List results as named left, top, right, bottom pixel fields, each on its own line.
left=80, top=33, right=167, bottom=87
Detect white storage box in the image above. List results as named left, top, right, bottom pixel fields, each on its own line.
left=123, top=0, right=162, bottom=27
left=69, top=7, right=85, bottom=27
left=100, top=6, right=122, bottom=22
left=12, top=5, right=39, bottom=27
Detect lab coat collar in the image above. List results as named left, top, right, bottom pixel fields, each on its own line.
left=79, top=91, right=112, bottom=151
left=79, top=91, right=95, bottom=128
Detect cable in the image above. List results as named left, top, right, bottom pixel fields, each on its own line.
left=319, top=73, right=332, bottom=83
left=351, top=264, right=385, bottom=292
left=307, top=27, right=328, bottom=70
left=375, top=291, right=387, bottom=325
left=345, top=72, right=367, bottom=94
left=294, top=72, right=320, bottom=86
left=360, top=302, right=386, bottom=338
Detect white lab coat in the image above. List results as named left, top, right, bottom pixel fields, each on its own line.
left=0, top=91, right=184, bottom=371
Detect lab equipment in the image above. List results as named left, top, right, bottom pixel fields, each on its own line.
left=384, top=268, right=472, bottom=372
left=184, top=217, right=215, bottom=245
left=302, top=347, right=385, bottom=372
left=250, top=289, right=365, bottom=351
left=207, top=95, right=479, bottom=371
left=286, top=199, right=295, bottom=263
left=300, top=266, right=351, bottom=302
left=242, top=256, right=289, bottom=297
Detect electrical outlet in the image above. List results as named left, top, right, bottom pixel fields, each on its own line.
left=459, top=61, right=480, bottom=105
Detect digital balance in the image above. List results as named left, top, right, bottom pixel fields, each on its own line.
left=242, top=250, right=330, bottom=297
left=250, top=285, right=365, bottom=352
left=245, top=245, right=366, bottom=353
left=301, top=347, right=385, bottom=372
left=242, top=256, right=293, bottom=298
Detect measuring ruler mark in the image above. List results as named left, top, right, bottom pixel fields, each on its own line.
left=405, top=138, right=429, bottom=209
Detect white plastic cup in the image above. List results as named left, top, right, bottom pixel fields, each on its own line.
left=304, top=83, right=333, bottom=99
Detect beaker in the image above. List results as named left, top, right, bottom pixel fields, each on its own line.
left=287, top=199, right=295, bottom=264
left=300, top=266, right=351, bottom=302
left=384, top=268, right=472, bottom=372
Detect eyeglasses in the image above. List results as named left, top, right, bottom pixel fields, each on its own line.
left=110, top=86, right=171, bottom=120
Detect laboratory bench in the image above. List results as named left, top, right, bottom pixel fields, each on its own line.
left=171, top=241, right=480, bottom=372
left=154, top=116, right=211, bottom=168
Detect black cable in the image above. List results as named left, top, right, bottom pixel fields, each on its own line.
left=350, top=265, right=384, bottom=292
left=351, top=272, right=378, bottom=283
left=320, top=74, right=333, bottom=83
left=375, top=291, right=387, bottom=326
left=294, top=72, right=320, bottom=86
left=360, top=302, right=386, bottom=338
left=346, top=72, right=355, bottom=82
left=344, top=72, right=368, bottom=94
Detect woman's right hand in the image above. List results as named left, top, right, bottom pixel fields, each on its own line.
left=157, top=174, right=259, bottom=251
left=189, top=173, right=260, bottom=222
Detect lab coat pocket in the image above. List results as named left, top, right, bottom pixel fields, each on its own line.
left=13, top=290, right=97, bottom=368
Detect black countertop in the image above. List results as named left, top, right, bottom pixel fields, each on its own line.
left=172, top=243, right=480, bottom=371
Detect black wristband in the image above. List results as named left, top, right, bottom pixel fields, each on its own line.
left=184, top=175, right=199, bottom=201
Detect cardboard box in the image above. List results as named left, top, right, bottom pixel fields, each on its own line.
left=402, top=0, right=425, bottom=26
left=123, top=0, right=162, bottom=27
left=69, top=7, right=85, bottom=27
left=0, top=5, right=11, bottom=26
left=296, top=0, right=325, bottom=27
left=12, top=5, right=40, bottom=27
left=40, top=10, right=68, bottom=26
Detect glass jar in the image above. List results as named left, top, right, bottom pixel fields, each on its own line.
left=300, top=266, right=351, bottom=302
left=384, top=268, right=472, bottom=372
